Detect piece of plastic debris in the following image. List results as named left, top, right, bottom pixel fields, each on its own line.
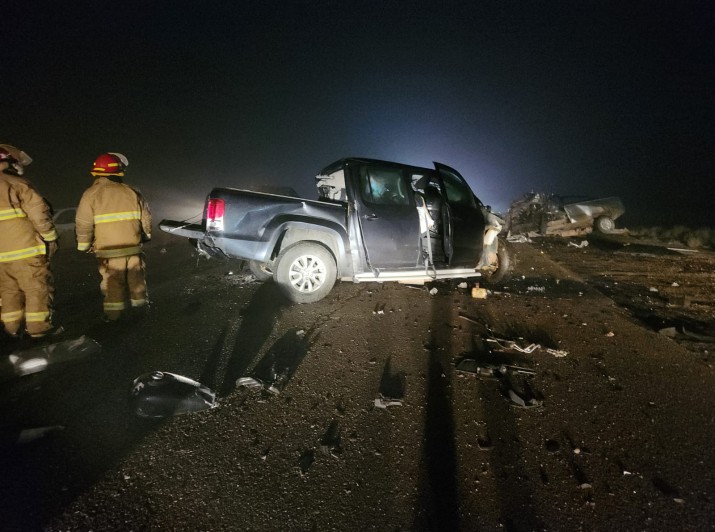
left=296, top=329, right=306, bottom=338
left=130, top=371, right=217, bottom=418
left=568, top=240, right=589, bottom=248
left=671, top=282, right=679, bottom=287
left=458, top=282, right=468, bottom=289
left=374, top=395, right=403, bottom=409
left=649, top=287, right=658, bottom=292
left=3, top=335, right=101, bottom=378
left=429, top=288, right=438, bottom=295
left=605, top=331, right=615, bottom=337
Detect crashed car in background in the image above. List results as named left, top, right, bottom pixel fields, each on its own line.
left=505, top=192, right=625, bottom=237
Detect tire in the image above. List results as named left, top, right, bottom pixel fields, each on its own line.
left=274, top=243, right=337, bottom=304
left=248, top=260, right=273, bottom=281
left=595, top=216, right=615, bottom=233
left=482, top=238, right=513, bottom=286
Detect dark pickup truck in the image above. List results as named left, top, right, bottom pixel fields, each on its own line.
left=160, top=157, right=510, bottom=303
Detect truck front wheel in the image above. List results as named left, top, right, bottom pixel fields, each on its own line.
left=275, top=243, right=337, bottom=303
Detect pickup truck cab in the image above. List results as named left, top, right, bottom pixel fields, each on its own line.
left=160, top=158, right=510, bottom=303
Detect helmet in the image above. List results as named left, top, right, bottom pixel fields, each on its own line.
left=0, top=144, right=33, bottom=175
left=91, top=152, right=128, bottom=176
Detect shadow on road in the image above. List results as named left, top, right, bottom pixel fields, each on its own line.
left=217, top=281, right=289, bottom=396
left=415, top=294, right=460, bottom=531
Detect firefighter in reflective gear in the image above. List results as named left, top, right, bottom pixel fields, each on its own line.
left=76, top=153, right=152, bottom=321
left=0, top=144, right=58, bottom=338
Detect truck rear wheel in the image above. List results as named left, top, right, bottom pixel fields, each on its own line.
left=275, top=243, right=337, bottom=303
left=248, top=260, right=273, bottom=281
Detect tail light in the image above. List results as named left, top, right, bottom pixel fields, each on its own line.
left=206, top=198, right=225, bottom=232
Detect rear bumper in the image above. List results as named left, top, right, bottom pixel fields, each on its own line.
left=159, top=219, right=205, bottom=239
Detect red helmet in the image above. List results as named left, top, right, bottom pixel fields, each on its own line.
left=91, top=153, right=127, bottom=176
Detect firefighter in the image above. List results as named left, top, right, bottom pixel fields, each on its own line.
left=76, top=153, right=152, bottom=321
left=0, top=144, right=58, bottom=338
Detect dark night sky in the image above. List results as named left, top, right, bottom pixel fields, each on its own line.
left=4, top=1, right=714, bottom=227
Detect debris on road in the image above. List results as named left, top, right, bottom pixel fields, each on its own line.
left=486, top=336, right=569, bottom=358
left=429, top=287, right=438, bottom=295
left=2, top=335, right=101, bottom=378
left=568, top=240, right=589, bottom=248
left=506, top=233, right=534, bottom=243
left=471, top=285, right=487, bottom=299
left=374, top=395, right=403, bottom=409
left=236, top=377, right=265, bottom=391
left=130, top=371, right=217, bottom=418
left=507, top=388, right=542, bottom=408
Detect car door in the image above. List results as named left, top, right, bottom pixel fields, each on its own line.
left=434, top=162, right=485, bottom=266
left=352, top=164, right=421, bottom=269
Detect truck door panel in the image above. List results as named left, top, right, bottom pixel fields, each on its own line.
left=434, top=163, right=485, bottom=266
left=353, top=165, right=420, bottom=269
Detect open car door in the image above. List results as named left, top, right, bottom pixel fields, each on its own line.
left=434, top=162, right=485, bottom=266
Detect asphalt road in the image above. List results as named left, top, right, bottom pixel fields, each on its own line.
left=1, top=235, right=713, bottom=531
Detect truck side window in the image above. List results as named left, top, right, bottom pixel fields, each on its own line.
left=360, top=167, right=410, bottom=206
left=441, top=170, right=476, bottom=209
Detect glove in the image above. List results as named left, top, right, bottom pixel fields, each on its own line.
left=47, top=240, right=59, bottom=260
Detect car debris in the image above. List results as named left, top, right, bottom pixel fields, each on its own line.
left=456, top=357, right=543, bottom=408
left=568, top=240, right=589, bottom=248
left=508, top=388, right=542, bottom=409
left=130, top=371, right=218, bottom=418
left=486, top=337, right=569, bottom=358
left=235, top=377, right=265, bottom=391
left=455, top=359, right=536, bottom=377
left=505, top=192, right=625, bottom=237
left=1, top=335, right=101, bottom=378
left=374, top=395, right=403, bottom=409
left=506, top=233, right=534, bottom=243
left=471, top=285, right=487, bottom=299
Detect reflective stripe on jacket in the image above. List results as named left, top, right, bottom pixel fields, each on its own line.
left=0, top=171, right=57, bottom=262
left=75, top=176, right=152, bottom=258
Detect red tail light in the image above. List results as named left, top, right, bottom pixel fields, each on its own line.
left=206, top=198, right=225, bottom=231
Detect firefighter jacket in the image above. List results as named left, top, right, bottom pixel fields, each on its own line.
left=0, top=170, right=57, bottom=262
left=76, top=176, right=152, bottom=258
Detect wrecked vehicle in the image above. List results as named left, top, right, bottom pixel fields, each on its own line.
left=505, top=192, right=625, bottom=237
left=160, top=158, right=510, bottom=303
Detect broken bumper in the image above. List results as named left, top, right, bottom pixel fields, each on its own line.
left=159, top=219, right=205, bottom=239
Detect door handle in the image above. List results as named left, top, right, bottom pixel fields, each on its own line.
left=363, top=213, right=378, bottom=220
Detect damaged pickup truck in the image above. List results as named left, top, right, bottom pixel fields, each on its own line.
left=160, top=158, right=510, bottom=303
left=506, top=192, right=625, bottom=237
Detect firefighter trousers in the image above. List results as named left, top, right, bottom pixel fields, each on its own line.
left=0, top=255, right=54, bottom=337
left=98, top=254, right=148, bottom=321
